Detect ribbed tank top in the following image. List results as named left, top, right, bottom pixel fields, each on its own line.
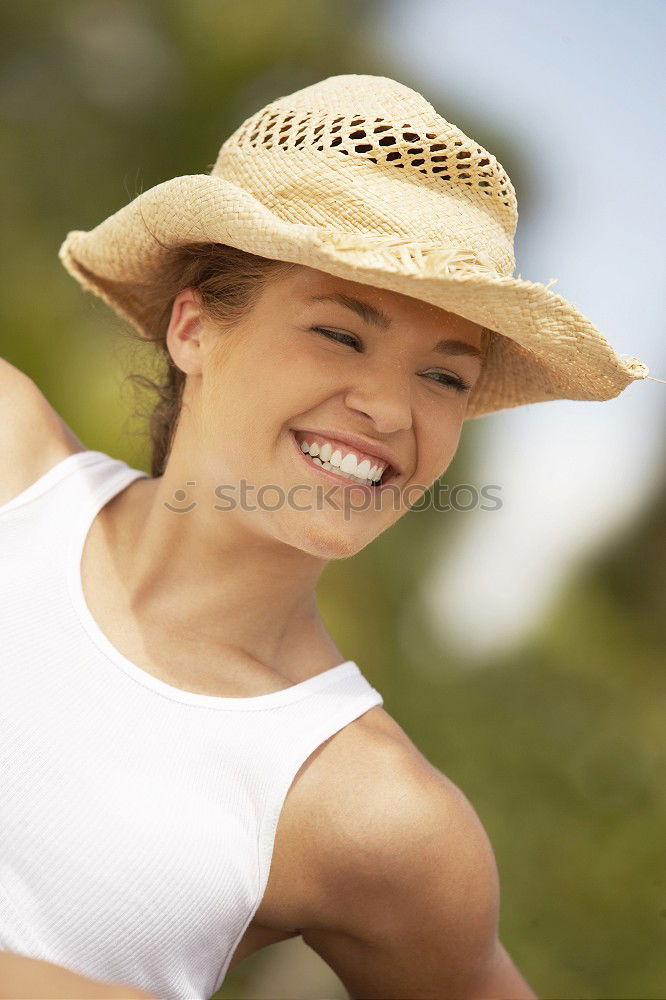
left=0, top=449, right=384, bottom=1000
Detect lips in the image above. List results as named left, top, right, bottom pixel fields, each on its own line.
left=291, top=427, right=400, bottom=479
left=289, top=430, right=399, bottom=489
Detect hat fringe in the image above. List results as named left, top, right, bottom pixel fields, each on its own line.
left=617, top=354, right=666, bottom=385
left=310, top=230, right=499, bottom=278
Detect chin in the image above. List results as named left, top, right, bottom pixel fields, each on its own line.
left=295, top=518, right=378, bottom=561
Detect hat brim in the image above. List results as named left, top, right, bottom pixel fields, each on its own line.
left=58, top=173, right=648, bottom=419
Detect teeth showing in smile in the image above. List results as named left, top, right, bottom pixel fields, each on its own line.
left=297, top=437, right=388, bottom=486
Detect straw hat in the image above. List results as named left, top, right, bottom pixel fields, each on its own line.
left=58, top=73, right=658, bottom=419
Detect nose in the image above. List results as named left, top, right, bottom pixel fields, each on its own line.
left=343, top=359, right=413, bottom=434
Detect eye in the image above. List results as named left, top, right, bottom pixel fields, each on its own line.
left=424, top=371, right=472, bottom=394
left=311, top=326, right=362, bottom=351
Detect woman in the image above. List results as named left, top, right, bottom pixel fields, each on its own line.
left=0, top=73, right=651, bottom=1000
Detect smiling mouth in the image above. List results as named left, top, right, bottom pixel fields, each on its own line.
left=289, top=430, right=399, bottom=489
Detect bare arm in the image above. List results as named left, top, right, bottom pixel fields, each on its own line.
left=301, top=737, right=539, bottom=1000
left=0, top=357, right=86, bottom=505
left=0, top=951, right=157, bottom=999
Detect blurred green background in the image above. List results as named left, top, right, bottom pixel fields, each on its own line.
left=2, top=2, right=665, bottom=998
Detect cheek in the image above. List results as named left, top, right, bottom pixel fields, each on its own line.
left=417, top=419, right=464, bottom=479
left=267, top=352, right=344, bottom=412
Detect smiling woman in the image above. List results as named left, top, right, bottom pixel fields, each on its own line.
left=116, top=241, right=492, bottom=482
left=4, top=70, right=648, bottom=1000
left=129, top=259, right=489, bottom=569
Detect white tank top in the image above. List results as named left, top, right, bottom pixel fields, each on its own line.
left=0, top=449, right=384, bottom=1000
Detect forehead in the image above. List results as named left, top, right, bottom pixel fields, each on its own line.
left=277, top=264, right=482, bottom=341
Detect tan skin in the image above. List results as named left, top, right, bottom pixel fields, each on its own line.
left=75, top=264, right=481, bottom=695
left=0, top=267, right=538, bottom=998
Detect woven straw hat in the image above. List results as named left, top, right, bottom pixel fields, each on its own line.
left=58, top=73, right=657, bottom=419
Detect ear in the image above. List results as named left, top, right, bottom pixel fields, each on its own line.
left=166, top=288, right=206, bottom=376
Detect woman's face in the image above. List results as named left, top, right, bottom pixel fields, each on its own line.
left=169, top=264, right=485, bottom=560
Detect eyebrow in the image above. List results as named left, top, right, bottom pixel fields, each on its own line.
left=307, top=292, right=483, bottom=359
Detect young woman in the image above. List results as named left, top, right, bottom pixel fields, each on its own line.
left=1, top=73, right=651, bottom=1000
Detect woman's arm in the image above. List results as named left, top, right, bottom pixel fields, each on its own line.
left=300, top=734, right=539, bottom=1000
left=0, top=950, right=157, bottom=1000
left=0, top=357, right=86, bottom=507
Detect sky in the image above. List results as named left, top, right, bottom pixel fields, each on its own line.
left=376, top=0, right=666, bottom=659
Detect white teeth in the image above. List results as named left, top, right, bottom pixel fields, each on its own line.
left=297, top=435, right=388, bottom=484
left=307, top=455, right=374, bottom=484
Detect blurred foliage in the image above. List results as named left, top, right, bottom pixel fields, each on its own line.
left=1, top=1, right=665, bottom=998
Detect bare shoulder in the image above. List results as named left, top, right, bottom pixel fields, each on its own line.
left=0, top=358, right=86, bottom=505
left=291, top=704, right=538, bottom=999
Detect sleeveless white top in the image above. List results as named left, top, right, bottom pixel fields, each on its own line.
left=0, top=449, right=384, bottom=1000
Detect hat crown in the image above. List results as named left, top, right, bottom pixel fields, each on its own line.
left=212, top=74, right=518, bottom=277
left=58, top=71, right=649, bottom=417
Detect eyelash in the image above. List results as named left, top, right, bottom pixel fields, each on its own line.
left=310, top=327, right=472, bottom=394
